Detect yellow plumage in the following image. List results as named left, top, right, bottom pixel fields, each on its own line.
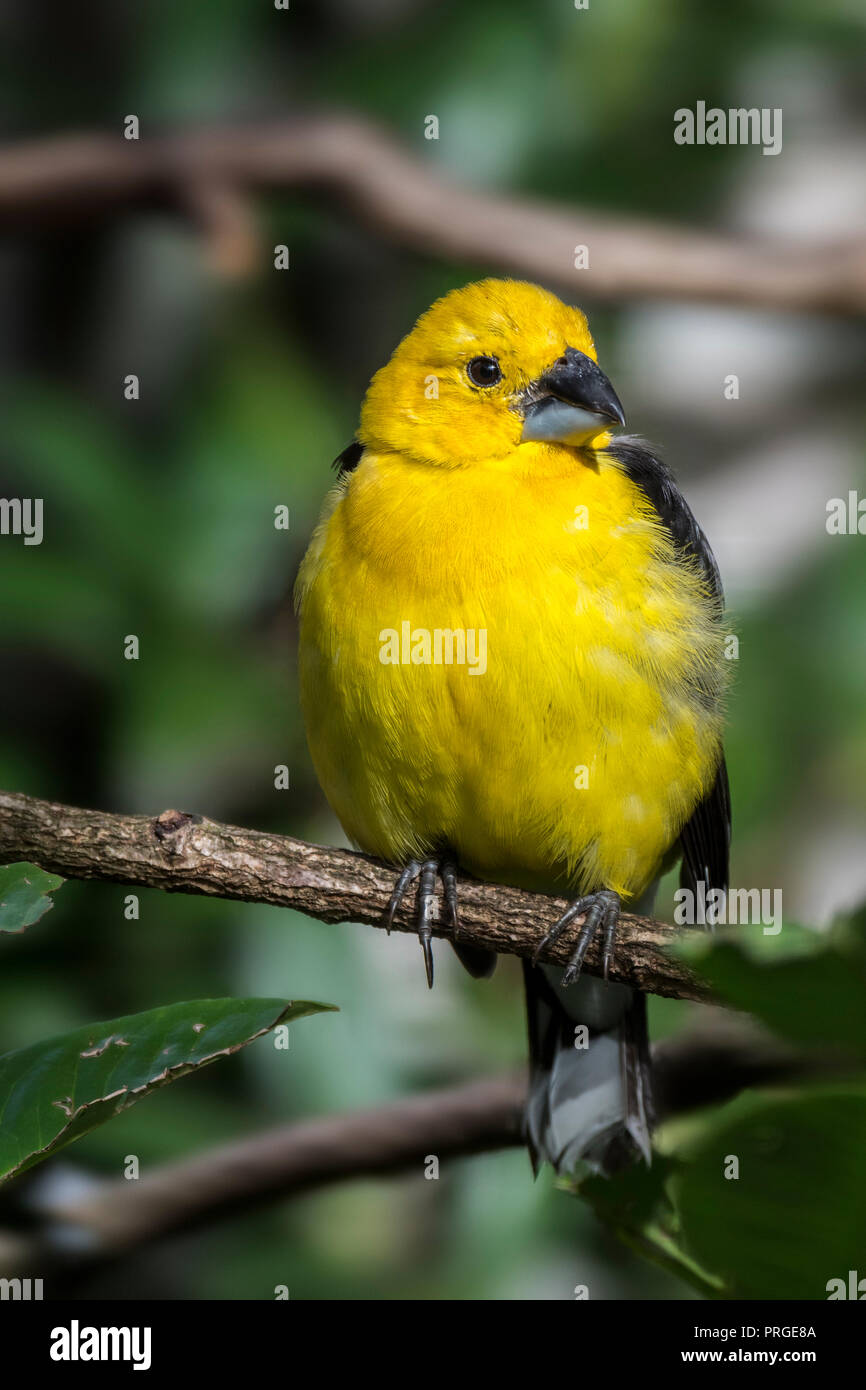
left=296, top=279, right=726, bottom=907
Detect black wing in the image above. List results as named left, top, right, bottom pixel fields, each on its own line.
left=679, top=757, right=731, bottom=895
left=607, top=436, right=723, bottom=610
left=607, top=436, right=731, bottom=894
left=333, top=440, right=364, bottom=478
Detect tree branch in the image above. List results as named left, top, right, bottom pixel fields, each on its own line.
left=0, top=1022, right=840, bottom=1280
left=0, top=118, right=863, bottom=314
left=0, top=788, right=707, bottom=1002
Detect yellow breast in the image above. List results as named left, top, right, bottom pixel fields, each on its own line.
left=295, top=444, right=726, bottom=901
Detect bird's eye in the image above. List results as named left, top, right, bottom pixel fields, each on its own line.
left=466, top=355, right=502, bottom=388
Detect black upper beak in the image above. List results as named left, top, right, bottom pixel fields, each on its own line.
left=521, top=346, right=625, bottom=444
left=539, top=347, right=625, bottom=425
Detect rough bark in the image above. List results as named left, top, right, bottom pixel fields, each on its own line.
left=0, top=789, right=708, bottom=1002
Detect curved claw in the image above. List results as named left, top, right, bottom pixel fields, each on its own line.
left=420, top=935, right=435, bottom=988
left=385, top=861, right=423, bottom=935
left=417, top=858, right=438, bottom=989
left=560, top=906, right=602, bottom=986
left=531, top=897, right=586, bottom=966
left=535, top=889, right=622, bottom=987
left=383, top=855, right=462, bottom=989
left=602, top=905, right=618, bottom=981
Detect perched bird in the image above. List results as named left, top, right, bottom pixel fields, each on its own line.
left=295, top=279, right=730, bottom=1174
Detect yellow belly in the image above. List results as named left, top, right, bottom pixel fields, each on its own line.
left=295, top=446, right=726, bottom=901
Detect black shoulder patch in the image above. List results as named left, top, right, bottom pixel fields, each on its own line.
left=333, top=440, right=364, bottom=478
left=607, top=436, right=731, bottom=895
left=607, top=436, right=723, bottom=609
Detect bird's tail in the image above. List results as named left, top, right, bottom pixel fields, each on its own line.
left=522, top=961, right=653, bottom=1175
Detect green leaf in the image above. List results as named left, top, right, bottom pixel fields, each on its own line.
left=0, top=996, right=336, bottom=1182
left=673, top=1087, right=866, bottom=1299
left=672, top=921, right=866, bottom=1060
left=0, top=863, right=65, bottom=934
left=575, top=1155, right=726, bottom=1299
left=577, top=1151, right=676, bottom=1231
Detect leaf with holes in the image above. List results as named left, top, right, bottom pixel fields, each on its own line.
left=0, top=996, right=336, bottom=1182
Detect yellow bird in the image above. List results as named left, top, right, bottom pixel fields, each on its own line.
left=296, top=279, right=730, bottom=1173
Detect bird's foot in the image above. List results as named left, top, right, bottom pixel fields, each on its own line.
left=532, top=888, right=621, bottom=987
left=384, top=856, right=459, bottom=989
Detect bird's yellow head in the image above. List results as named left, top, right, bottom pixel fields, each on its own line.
left=358, top=279, right=625, bottom=468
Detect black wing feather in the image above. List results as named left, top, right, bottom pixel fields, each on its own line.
left=607, top=436, right=723, bottom=610
left=678, top=756, right=731, bottom=895
left=333, top=440, right=364, bottom=478
left=607, top=436, right=731, bottom=895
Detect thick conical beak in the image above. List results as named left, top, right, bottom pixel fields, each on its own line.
left=520, top=347, right=625, bottom=445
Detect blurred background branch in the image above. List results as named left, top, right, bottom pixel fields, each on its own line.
left=0, top=1017, right=841, bottom=1285
left=1, top=118, right=864, bottom=312
left=0, top=789, right=709, bottom=1001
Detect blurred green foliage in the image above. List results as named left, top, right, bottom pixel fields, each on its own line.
left=1, top=0, right=864, bottom=1298
left=581, top=915, right=866, bottom=1298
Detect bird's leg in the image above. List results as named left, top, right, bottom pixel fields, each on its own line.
left=384, top=856, right=460, bottom=989
left=532, top=888, right=621, bottom=987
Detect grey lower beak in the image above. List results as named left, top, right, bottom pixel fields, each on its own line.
left=521, top=347, right=625, bottom=445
